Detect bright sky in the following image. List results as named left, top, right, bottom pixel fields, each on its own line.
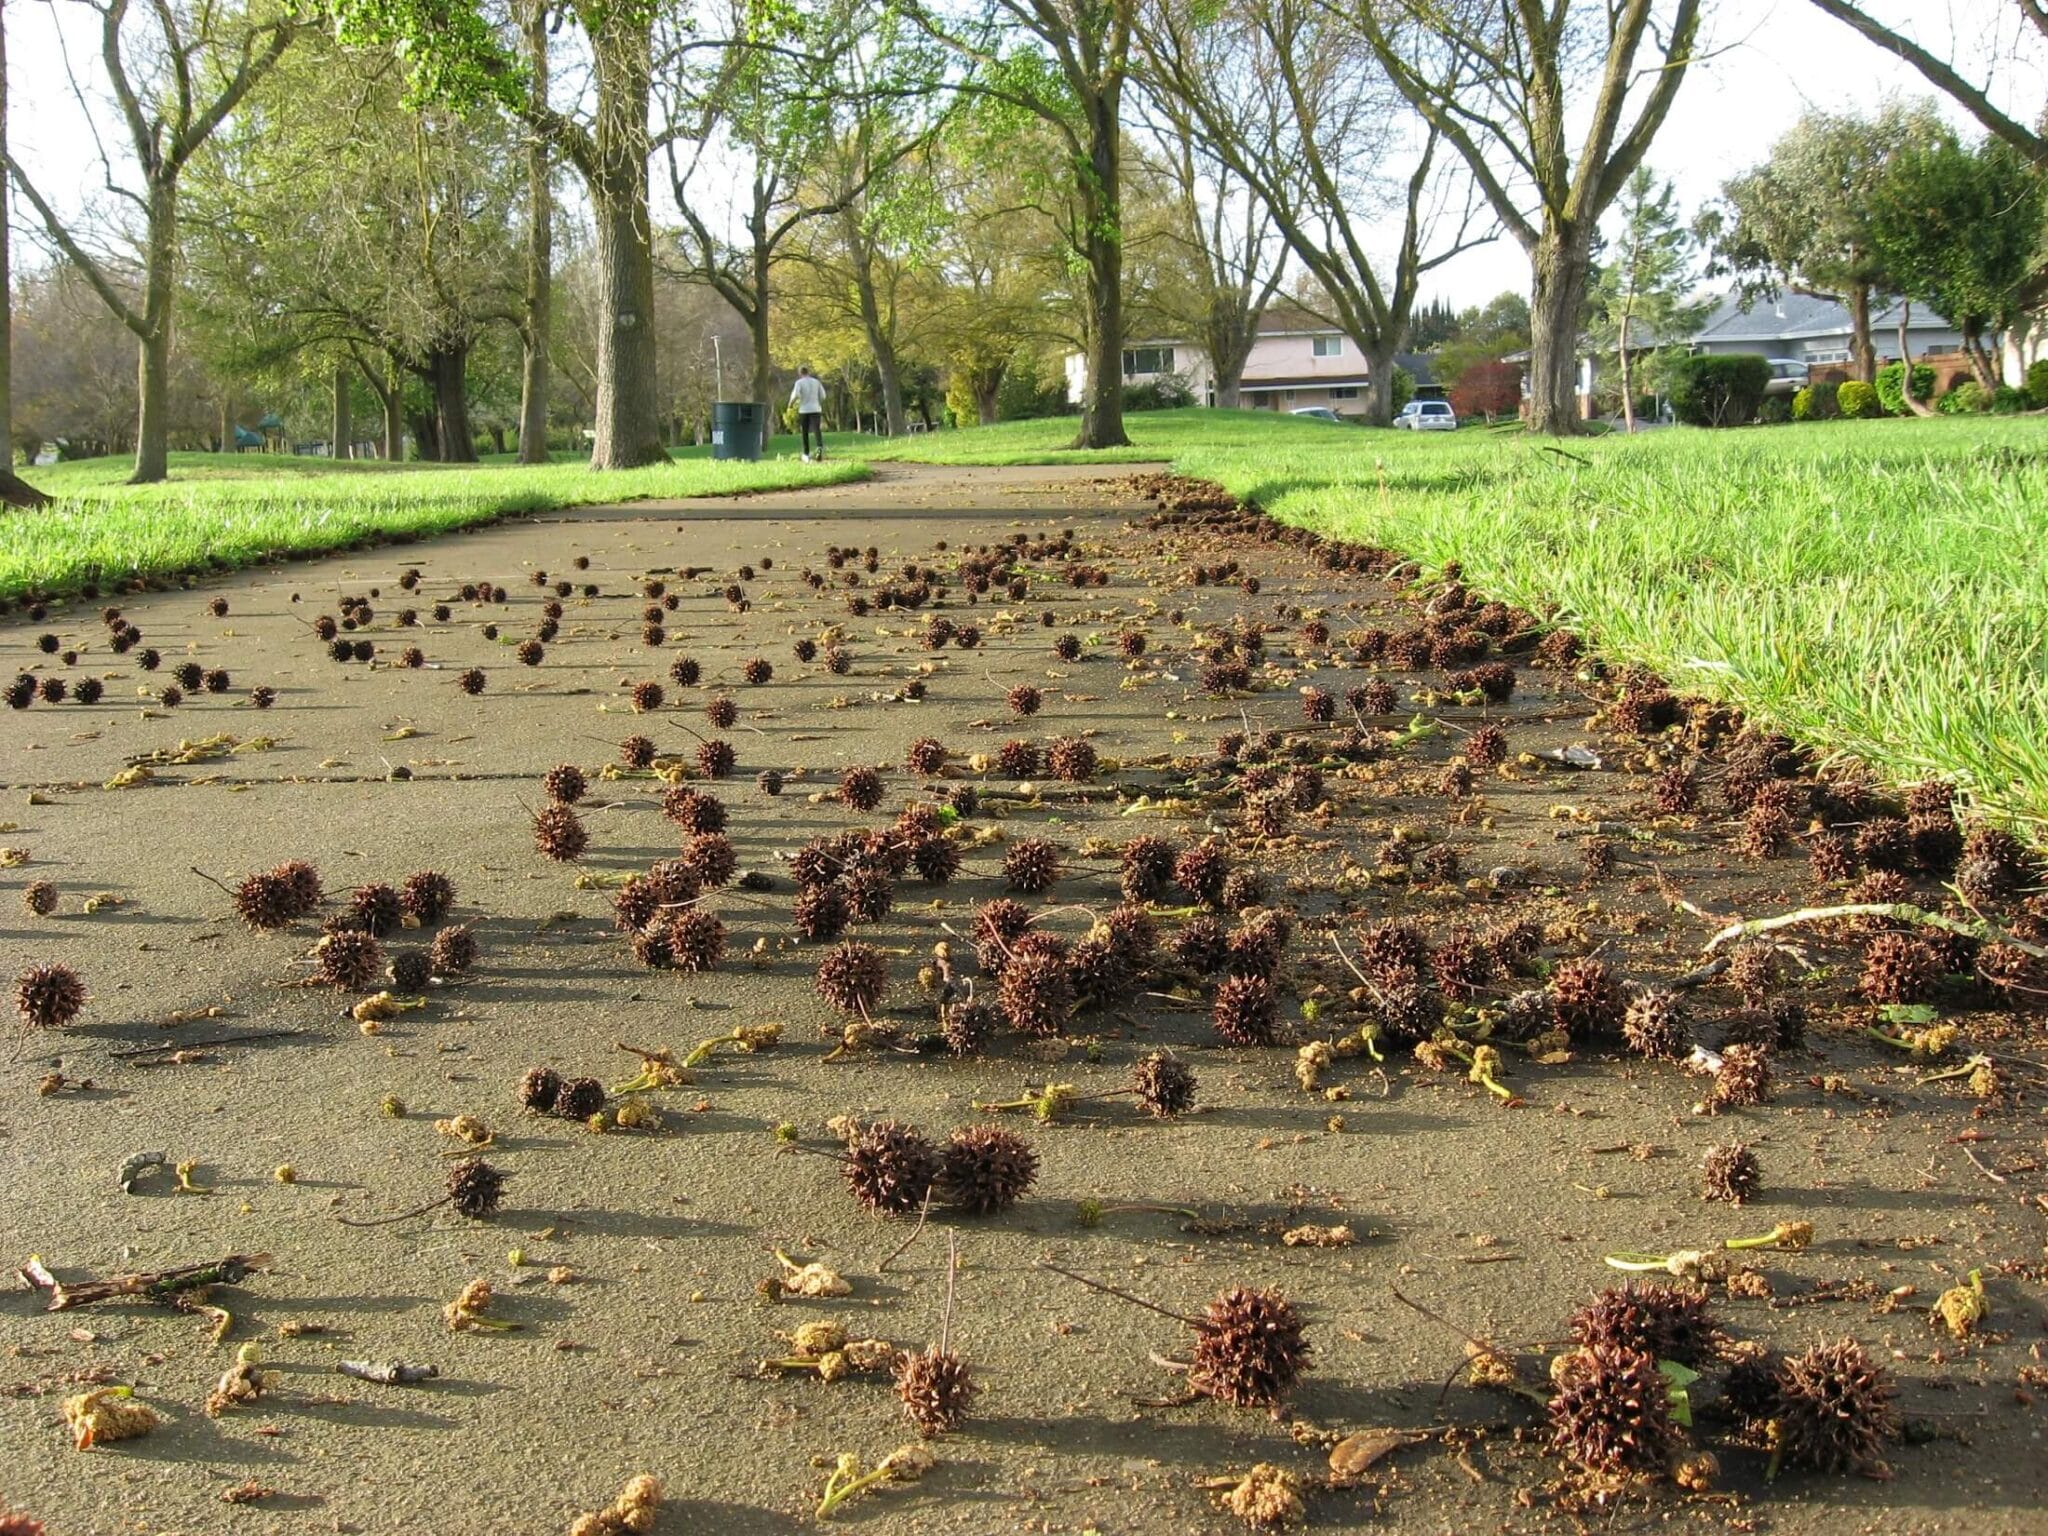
left=7, top=0, right=2043, bottom=309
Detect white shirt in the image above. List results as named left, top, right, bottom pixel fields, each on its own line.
left=790, top=376, right=827, bottom=413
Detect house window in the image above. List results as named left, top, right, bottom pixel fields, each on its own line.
left=1328, top=387, right=1358, bottom=400
left=1804, top=348, right=1849, bottom=365
left=1311, top=336, right=1342, bottom=358
left=1122, top=346, right=1174, bottom=377
left=1283, top=389, right=1296, bottom=402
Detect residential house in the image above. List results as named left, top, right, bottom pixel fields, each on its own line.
left=1064, top=304, right=1440, bottom=419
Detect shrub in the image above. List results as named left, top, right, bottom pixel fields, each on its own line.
left=1757, top=394, right=1793, bottom=424
left=1835, top=380, right=1882, bottom=419
left=1121, top=372, right=1194, bottom=412
left=1666, top=353, right=1770, bottom=427
left=1937, top=380, right=1991, bottom=414
left=1791, top=381, right=1839, bottom=422
left=2025, top=357, right=2048, bottom=408
left=1992, top=384, right=2030, bottom=414
left=1391, top=366, right=1416, bottom=414
left=1449, top=359, right=1521, bottom=419
left=1874, top=361, right=1937, bottom=415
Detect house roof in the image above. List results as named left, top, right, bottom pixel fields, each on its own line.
left=1692, top=290, right=1948, bottom=345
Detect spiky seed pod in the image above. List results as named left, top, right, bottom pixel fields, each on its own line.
left=971, top=898, right=1033, bottom=974
left=1046, top=737, right=1097, bottom=783
left=741, top=657, right=773, bottom=685
left=1171, top=913, right=1230, bottom=975
left=1621, top=987, right=1689, bottom=1059
left=1550, top=956, right=1623, bottom=1038
left=157, top=684, right=184, bottom=707
left=906, top=737, right=947, bottom=776
left=1808, top=830, right=1856, bottom=884
left=517, top=1065, right=563, bottom=1112
left=896, top=802, right=944, bottom=840
left=1903, top=779, right=1955, bottom=818
left=446, top=1159, right=504, bottom=1220
left=74, top=678, right=105, bottom=705
left=646, top=859, right=703, bottom=905
left=792, top=637, right=819, bottom=664
left=1052, top=632, right=1081, bottom=661
left=910, top=836, right=961, bottom=885
left=1118, top=630, right=1147, bottom=659
left=630, top=924, right=675, bottom=969
left=1653, top=763, right=1698, bottom=815
left=842, top=1120, right=939, bottom=1214
left=397, top=648, right=424, bottom=670
left=516, top=640, right=545, bottom=666
left=1239, top=792, right=1291, bottom=842
left=1850, top=816, right=1913, bottom=873
left=315, top=930, right=383, bottom=991
left=1066, top=933, right=1133, bottom=1008
left=1431, top=927, right=1491, bottom=1002
left=1956, top=827, right=2033, bottom=905
left=1358, top=920, right=1428, bottom=989
left=1846, top=869, right=1914, bottom=925
left=35, top=677, right=65, bottom=704
left=825, top=646, right=851, bottom=675
left=757, top=768, right=784, bottom=796
left=1701, top=1142, right=1761, bottom=1204
left=388, top=948, right=432, bottom=993
left=1771, top=1339, right=1898, bottom=1476
left=697, top=739, right=736, bottom=779
left=996, top=739, right=1041, bottom=779
left=1724, top=940, right=1779, bottom=1008
left=896, top=1346, right=975, bottom=1438
left=669, top=655, right=703, bottom=687
left=173, top=662, right=204, bottom=690
left=1190, top=1286, right=1309, bottom=1411
left=816, top=941, right=889, bottom=1015
left=398, top=871, right=455, bottom=926
left=1569, top=1281, right=1718, bottom=1364
left=843, top=867, right=896, bottom=924
left=429, top=924, right=478, bottom=977
left=663, top=909, right=726, bottom=972
left=942, top=999, right=998, bottom=1056
left=1225, top=911, right=1291, bottom=980
left=1212, top=975, right=1279, bottom=1046
left=233, top=870, right=300, bottom=930
left=1003, top=837, right=1060, bottom=894
left=1133, top=1050, right=1197, bottom=1117
left=1547, top=1345, right=1678, bottom=1475
left=680, top=833, right=737, bottom=889
left=940, top=1124, right=1039, bottom=1214
left=1580, top=837, right=1617, bottom=884
left=22, top=880, right=58, bottom=917
left=456, top=668, right=485, bottom=695
left=1173, top=839, right=1230, bottom=907
left=1006, top=684, right=1042, bottom=717
left=793, top=883, right=851, bottom=941
left=15, top=963, right=85, bottom=1030
left=839, top=766, right=885, bottom=811
left=543, top=764, right=588, bottom=805
left=998, top=951, right=1075, bottom=1036
left=552, top=1076, right=606, bottom=1121
left=1218, top=867, right=1266, bottom=914
left=1710, top=1042, right=1773, bottom=1110
left=1299, top=687, right=1335, bottom=725
left=532, top=805, right=589, bottom=862
left=705, top=695, right=738, bottom=730
left=1859, top=932, right=1939, bottom=1004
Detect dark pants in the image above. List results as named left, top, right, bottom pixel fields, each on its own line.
left=800, top=412, right=824, bottom=457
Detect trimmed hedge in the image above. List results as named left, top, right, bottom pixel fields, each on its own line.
left=2026, top=357, right=2048, bottom=408
left=1791, top=381, right=1840, bottom=421
left=1667, top=353, right=1771, bottom=427
left=1836, top=380, right=1882, bottom=419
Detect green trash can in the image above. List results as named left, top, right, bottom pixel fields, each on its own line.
left=711, top=401, right=764, bottom=461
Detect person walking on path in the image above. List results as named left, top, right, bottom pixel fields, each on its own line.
left=790, top=367, right=828, bottom=462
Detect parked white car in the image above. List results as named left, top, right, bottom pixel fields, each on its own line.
left=1763, top=358, right=1810, bottom=397
left=1394, top=399, right=1458, bottom=431
left=1290, top=406, right=1343, bottom=423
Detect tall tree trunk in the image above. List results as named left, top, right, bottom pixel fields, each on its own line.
left=1896, top=304, right=1935, bottom=417
left=331, top=363, right=352, bottom=459
left=1205, top=309, right=1252, bottom=410
left=429, top=344, right=476, bottom=462
left=584, top=17, right=667, bottom=470
left=517, top=0, right=552, bottom=465
left=1848, top=283, right=1876, bottom=383
left=973, top=371, right=1002, bottom=425
left=1362, top=337, right=1398, bottom=425
left=130, top=181, right=178, bottom=484
left=1618, top=313, right=1636, bottom=432
left=747, top=205, right=774, bottom=409
left=1527, top=227, right=1593, bottom=435
left=1073, top=89, right=1130, bottom=450
left=0, top=3, right=47, bottom=508
left=849, top=252, right=906, bottom=437
left=409, top=407, right=440, bottom=462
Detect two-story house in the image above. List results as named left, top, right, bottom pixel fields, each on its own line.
left=1064, top=304, right=1430, bottom=418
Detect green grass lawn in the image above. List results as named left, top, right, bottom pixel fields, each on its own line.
left=4, top=450, right=862, bottom=606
